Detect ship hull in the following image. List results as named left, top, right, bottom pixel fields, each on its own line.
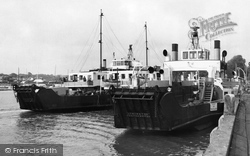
left=113, top=87, right=224, bottom=131
left=13, top=85, right=112, bottom=111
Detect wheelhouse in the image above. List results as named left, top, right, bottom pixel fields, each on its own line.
left=181, top=49, right=210, bottom=60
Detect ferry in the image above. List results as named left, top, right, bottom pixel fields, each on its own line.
left=12, top=11, right=157, bottom=112
left=12, top=10, right=112, bottom=111
left=112, top=22, right=226, bottom=131
left=67, top=44, right=154, bottom=90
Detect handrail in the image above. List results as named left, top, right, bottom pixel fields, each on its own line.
left=209, top=84, right=214, bottom=102
left=200, top=80, right=205, bottom=101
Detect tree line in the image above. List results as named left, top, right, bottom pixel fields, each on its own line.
left=0, top=72, right=65, bottom=83
left=225, top=55, right=250, bottom=80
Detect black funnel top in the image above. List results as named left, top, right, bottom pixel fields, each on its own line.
left=214, top=40, right=220, bottom=49
left=172, top=44, right=178, bottom=51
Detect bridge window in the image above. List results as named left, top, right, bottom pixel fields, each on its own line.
left=205, top=51, right=210, bottom=60
left=198, top=51, right=204, bottom=59
left=121, top=74, right=125, bottom=79
left=113, top=61, right=126, bottom=66
left=183, top=52, right=188, bottom=59
left=190, top=51, right=197, bottom=59
left=73, top=75, right=78, bottom=82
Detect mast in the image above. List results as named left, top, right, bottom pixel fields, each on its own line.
left=99, top=9, right=104, bottom=71
left=145, top=22, right=148, bottom=67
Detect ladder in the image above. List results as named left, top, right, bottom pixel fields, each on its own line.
left=204, top=82, right=214, bottom=102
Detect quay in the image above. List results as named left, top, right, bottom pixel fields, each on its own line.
left=204, top=87, right=250, bottom=156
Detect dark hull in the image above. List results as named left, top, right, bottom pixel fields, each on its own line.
left=13, top=85, right=112, bottom=111
left=113, top=87, right=224, bottom=131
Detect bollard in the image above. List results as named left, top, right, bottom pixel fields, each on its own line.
left=224, top=94, right=236, bottom=115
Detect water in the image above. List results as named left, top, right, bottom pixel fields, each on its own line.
left=0, top=91, right=212, bottom=156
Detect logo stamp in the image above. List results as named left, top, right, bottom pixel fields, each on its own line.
left=189, top=12, right=237, bottom=41
left=5, top=148, right=11, bottom=153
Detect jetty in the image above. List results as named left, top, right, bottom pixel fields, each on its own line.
left=204, top=83, right=250, bottom=155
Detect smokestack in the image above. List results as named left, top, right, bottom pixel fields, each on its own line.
left=172, top=44, right=178, bottom=61
left=103, top=59, right=106, bottom=68
left=214, top=40, right=220, bottom=60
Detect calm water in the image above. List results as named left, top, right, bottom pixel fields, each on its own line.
left=0, top=91, right=213, bottom=156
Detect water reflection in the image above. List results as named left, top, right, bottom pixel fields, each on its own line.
left=16, top=111, right=59, bottom=144
left=14, top=110, right=125, bottom=156
left=114, top=128, right=213, bottom=156
left=15, top=110, right=212, bottom=155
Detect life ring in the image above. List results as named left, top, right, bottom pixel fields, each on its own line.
left=109, top=85, right=115, bottom=95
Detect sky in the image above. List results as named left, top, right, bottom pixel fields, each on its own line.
left=0, top=0, right=249, bottom=75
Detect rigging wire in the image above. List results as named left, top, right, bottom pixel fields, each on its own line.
left=148, top=29, right=164, bottom=63
left=103, top=35, right=113, bottom=57
left=133, top=27, right=145, bottom=47
left=132, top=27, right=145, bottom=59
left=103, top=16, right=127, bottom=56
left=103, top=34, right=124, bottom=59
left=132, top=25, right=165, bottom=66
left=71, top=17, right=100, bottom=72
left=79, top=20, right=100, bottom=71
left=71, top=16, right=166, bottom=72
left=80, top=29, right=99, bottom=70
left=103, top=22, right=114, bottom=49
left=76, top=15, right=128, bottom=71
left=79, top=14, right=128, bottom=70
left=148, top=42, right=164, bottom=63
left=134, top=38, right=145, bottom=60
left=103, top=22, right=123, bottom=58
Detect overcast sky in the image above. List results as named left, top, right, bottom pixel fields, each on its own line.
left=0, top=0, right=249, bottom=75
